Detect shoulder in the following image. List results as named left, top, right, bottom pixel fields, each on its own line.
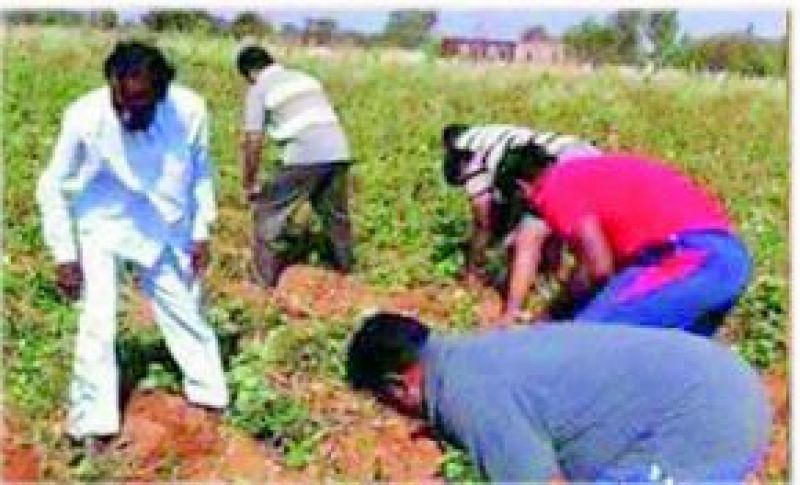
left=539, top=158, right=597, bottom=185
left=56, top=87, right=110, bottom=138
left=434, top=331, right=528, bottom=382
left=278, top=66, right=324, bottom=93
left=63, top=86, right=108, bottom=124
left=166, top=84, right=208, bottom=117
left=283, top=65, right=318, bottom=81
left=455, top=124, right=510, bottom=147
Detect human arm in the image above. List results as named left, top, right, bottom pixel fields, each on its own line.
left=241, top=82, right=267, bottom=201
left=437, top=383, right=560, bottom=482
left=545, top=215, right=612, bottom=317
left=463, top=192, right=494, bottom=285
left=241, top=132, right=264, bottom=202
left=570, top=214, right=614, bottom=289
left=501, top=217, right=552, bottom=324
left=516, top=176, right=613, bottom=316
left=468, top=421, right=560, bottom=482
left=36, top=107, right=86, bottom=300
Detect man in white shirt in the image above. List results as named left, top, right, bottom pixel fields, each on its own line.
left=36, top=41, right=228, bottom=449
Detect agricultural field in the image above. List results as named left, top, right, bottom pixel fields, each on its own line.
left=1, top=26, right=790, bottom=481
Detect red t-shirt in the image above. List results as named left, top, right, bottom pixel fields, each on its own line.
left=529, top=154, right=732, bottom=263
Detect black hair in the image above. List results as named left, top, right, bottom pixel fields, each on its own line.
left=346, top=312, right=431, bottom=393
left=442, top=123, right=471, bottom=186
left=442, top=123, right=468, bottom=149
left=236, top=45, right=274, bottom=78
left=104, top=41, right=175, bottom=101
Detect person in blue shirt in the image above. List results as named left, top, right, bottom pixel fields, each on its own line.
left=346, top=311, right=770, bottom=482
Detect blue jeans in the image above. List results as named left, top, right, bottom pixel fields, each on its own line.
left=576, top=230, right=752, bottom=336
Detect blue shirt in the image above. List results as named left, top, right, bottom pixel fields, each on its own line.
left=421, top=324, right=770, bottom=482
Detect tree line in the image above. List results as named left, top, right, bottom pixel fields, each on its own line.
left=562, top=10, right=787, bottom=76
left=4, top=9, right=787, bottom=76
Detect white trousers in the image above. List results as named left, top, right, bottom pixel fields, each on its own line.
left=67, top=245, right=229, bottom=438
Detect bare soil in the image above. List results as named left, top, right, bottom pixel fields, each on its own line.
left=25, top=264, right=786, bottom=482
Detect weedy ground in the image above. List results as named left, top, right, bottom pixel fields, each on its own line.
left=2, top=26, right=789, bottom=482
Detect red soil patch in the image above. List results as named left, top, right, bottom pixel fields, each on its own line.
left=1, top=415, right=41, bottom=482
left=274, top=266, right=372, bottom=319
left=297, top=379, right=445, bottom=481
left=752, top=369, right=789, bottom=483
left=216, top=264, right=503, bottom=325
left=319, top=416, right=443, bottom=481
left=111, top=390, right=290, bottom=481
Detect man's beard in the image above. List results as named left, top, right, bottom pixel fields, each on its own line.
left=119, top=106, right=156, bottom=131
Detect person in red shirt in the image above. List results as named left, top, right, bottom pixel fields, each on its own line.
left=441, top=123, right=601, bottom=325
left=516, top=153, right=751, bottom=336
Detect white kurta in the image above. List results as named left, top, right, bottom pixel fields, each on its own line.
left=37, top=84, right=228, bottom=438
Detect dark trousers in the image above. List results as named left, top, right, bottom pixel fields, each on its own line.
left=251, top=162, right=353, bottom=286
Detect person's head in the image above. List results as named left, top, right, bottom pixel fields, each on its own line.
left=103, top=41, right=175, bottom=131
left=104, top=41, right=175, bottom=132
left=443, top=123, right=556, bottom=186
left=346, top=311, right=431, bottom=416
left=235, top=43, right=274, bottom=83
left=442, top=123, right=473, bottom=186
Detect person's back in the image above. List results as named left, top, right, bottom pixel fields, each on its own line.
left=530, top=154, right=732, bottom=263
left=238, top=44, right=354, bottom=286
left=422, top=324, right=770, bottom=481
left=246, top=64, right=350, bottom=165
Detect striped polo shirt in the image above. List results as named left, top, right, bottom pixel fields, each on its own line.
left=454, top=124, right=601, bottom=197
left=243, top=64, right=350, bottom=164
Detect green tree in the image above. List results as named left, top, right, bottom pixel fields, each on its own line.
left=4, top=10, right=86, bottom=26
left=686, top=33, right=786, bottom=76
left=141, top=9, right=220, bottom=33
left=665, top=33, right=699, bottom=70
left=88, top=10, right=118, bottom=30
left=609, top=9, right=645, bottom=64
left=230, top=11, right=272, bottom=39
left=381, top=9, right=438, bottom=48
left=563, top=17, right=618, bottom=65
left=644, top=10, right=680, bottom=67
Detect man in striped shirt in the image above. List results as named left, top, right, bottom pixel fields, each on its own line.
left=237, top=43, right=353, bottom=287
left=442, top=123, right=601, bottom=324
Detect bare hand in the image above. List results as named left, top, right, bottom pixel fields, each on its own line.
left=56, top=262, right=83, bottom=301
left=567, top=272, right=593, bottom=302
left=246, top=188, right=262, bottom=204
left=492, top=309, right=535, bottom=328
left=191, top=241, right=211, bottom=278
left=486, top=314, right=515, bottom=329
left=462, top=267, right=487, bottom=287
left=461, top=261, right=492, bottom=287
left=241, top=180, right=261, bottom=204
left=541, top=236, right=564, bottom=274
